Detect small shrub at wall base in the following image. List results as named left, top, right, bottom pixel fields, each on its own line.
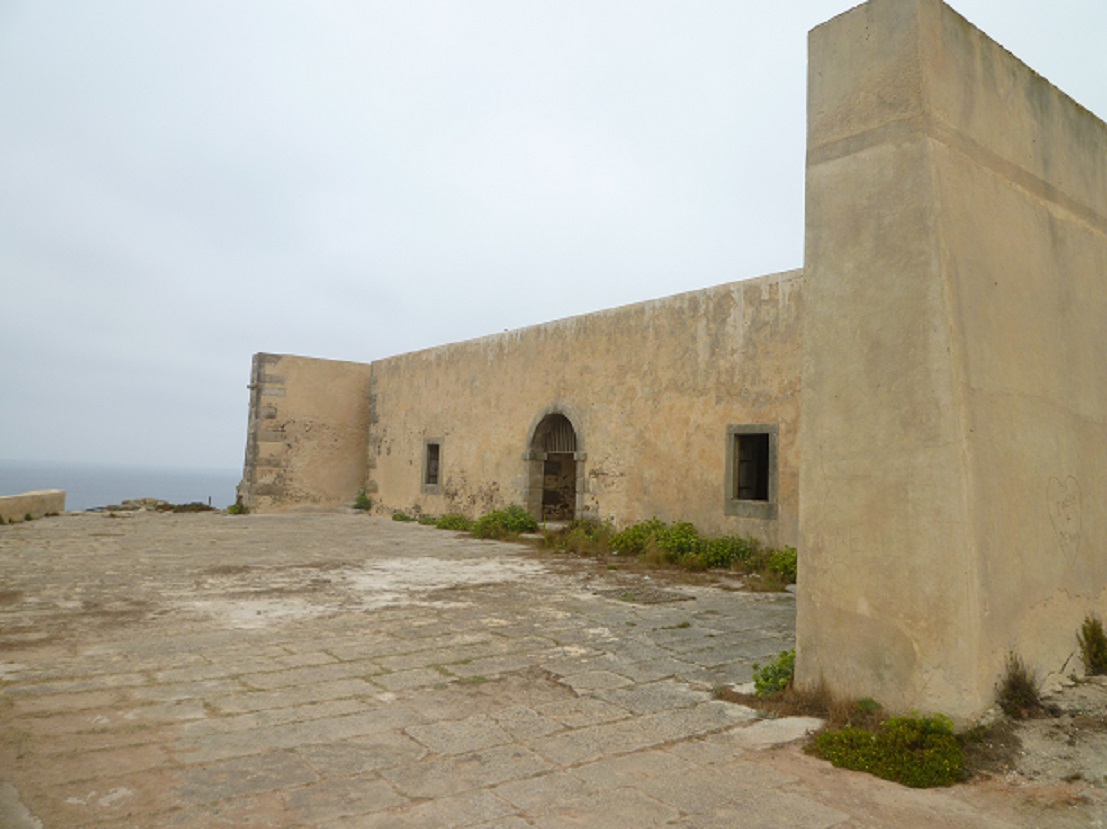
left=768, top=547, right=798, bottom=583
left=436, top=513, right=474, bottom=532
left=545, top=519, right=612, bottom=556
left=1078, top=614, right=1107, bottom=675
left=392, top=512, right=415, bottom=522
left=471, top=505, right=538, bottom=539
left=609, top=519, right=669, bottom=557
left=542, top=516, right=797, bottom=587
left=808, top=714, right=966, bottom=788
left=996, top=652, right=1042, bottom=718
left=752, top=649, right=795, bottom=698
left=353, top=489, right=372, bottom=511
left=227, top=499, right=248, bottom=515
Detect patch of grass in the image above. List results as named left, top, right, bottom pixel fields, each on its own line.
left=768, top=547, right=798, bottom=583
left=807, top=714, right=966, bottom=788
left=542, top=516, right=796, bottom=589
left=391, top=512, right=416, bottom=522
left=609, top=518, right=669, bottom=557
left=857, top=697, right=882, bottom=716
left=1078, top=614, right=1107, bottom=675
left=435, top=513, right=473, bottom=532
left=24, top=513, right=33, bottom=522
left=227, top=499, right=248, bottom=515
left=545, top=519, right=613, bottom=556
left=695, top=534, right=762, bottom=570
left=744, top=569, right=789, bottom=593
left=752, top=649, right=795, bottom=698
left=471, top=505, right=538, bottom=539
left=353, top=489, right=372, bottom=511
left=996, top=652, right=1044, bottom=719
left=959, top=719, right=1021, bottom=778
left=715, top=681, right=883, bottom=731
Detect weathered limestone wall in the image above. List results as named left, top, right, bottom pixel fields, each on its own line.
left=928, top=0, right=1107, bottom=709
left=238, top=353, right=373, bottom=513
left=798, top=0, right=1107, bottom=721
left=0, top=490, right=66, bottom=523
left=368, top=272, right=803, bottom=544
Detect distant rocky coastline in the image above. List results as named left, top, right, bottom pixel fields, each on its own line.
left=91, top=498, right=216, bottom=514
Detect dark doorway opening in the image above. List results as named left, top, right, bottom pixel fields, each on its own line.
left=527, top=412, right=580, bottom=522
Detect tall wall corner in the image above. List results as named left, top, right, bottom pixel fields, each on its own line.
left=797, top=0, right=1107, bottom=722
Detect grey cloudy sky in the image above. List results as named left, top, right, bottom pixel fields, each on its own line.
left=2, top=0, right=1104, bottom=472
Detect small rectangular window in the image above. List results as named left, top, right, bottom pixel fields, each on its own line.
left=735, top=432, right=770, bottom=501
left=424, top=441, right=441, bottom=490
left=725, top=424, right=777, bottom=519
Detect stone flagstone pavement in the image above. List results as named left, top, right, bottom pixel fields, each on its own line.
left=0, top=512, right=1083, bottom=827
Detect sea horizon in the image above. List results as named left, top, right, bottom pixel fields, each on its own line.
left=0, top=459, right=242, bottom=512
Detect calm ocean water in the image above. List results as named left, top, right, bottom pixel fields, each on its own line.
left=0, top=461, right=242, bottom=511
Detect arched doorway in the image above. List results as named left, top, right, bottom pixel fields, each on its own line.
left=525, top=409, right=582, bottom=522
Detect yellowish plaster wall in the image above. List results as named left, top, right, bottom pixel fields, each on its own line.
left=0, top=490, right=66, bottom=523
left=239, top=353, right=373, bottom=512
left=368, top=272, right=803, bottom=544
left=798, top=0, right=1107, bottom=722
left=928, top=2, right=1107, bottom=701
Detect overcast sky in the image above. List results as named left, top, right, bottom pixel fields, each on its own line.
left=2, top=1, right=1104, bottom=472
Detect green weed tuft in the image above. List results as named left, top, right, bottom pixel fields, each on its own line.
left=609, top=518, right=668, bottom=557
left=435, top=513, right=474, bottom=532
left=471, top=505, right=538, bottom=539
left=545, top=519, right=612, bottom=555
left=353, top=489, right=372, bottom=511
left=543, top=516, right=795, bottom=588
left=1078, top=614, right=1107, bottom=675
left=996, top=652, right=1042, bottom=719
left=752, top=649, right=795, bottom=698
left=768, top=547, right=798, bottom=583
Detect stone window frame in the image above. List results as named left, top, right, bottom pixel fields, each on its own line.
left=724, top=424, right=778, bottom=520
left=423, top=439, right=442, bottom=494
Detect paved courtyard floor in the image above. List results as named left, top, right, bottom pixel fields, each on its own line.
left=0, top=512, right=1097, bottom=827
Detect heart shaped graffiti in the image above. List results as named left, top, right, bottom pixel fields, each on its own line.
left=1047, top=475, right=1082, bottom=560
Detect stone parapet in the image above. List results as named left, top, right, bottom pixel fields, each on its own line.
left=0, top=490, right=66, bottom=523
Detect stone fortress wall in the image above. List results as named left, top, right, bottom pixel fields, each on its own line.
left=239, top=0, right=1107, bottom=722
left=797, top=0, right=1107, bottom=721
left=367, top=271, right=803, bottom=546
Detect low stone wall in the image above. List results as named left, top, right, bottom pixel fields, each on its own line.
left=0, top=490, right=66, bottom=524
